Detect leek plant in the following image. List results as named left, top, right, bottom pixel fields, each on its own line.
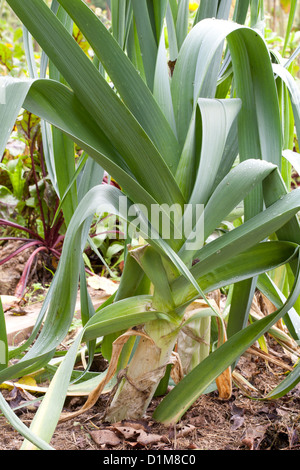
left=1, top=0, right=300, bottom=449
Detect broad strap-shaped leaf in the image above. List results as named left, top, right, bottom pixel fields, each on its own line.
left=22, top=27, right=38, bottom=79
left=257, top=273, right=300, bottom=341
left=171, top=19, right=224, bottom=148
left=56, top=0, right=180, bottom=171
left=227, top=26, right=282, bottom=167
left=153, top=30, right=177, bottom=136
left=194, top=0, right=219, bottom=23
left=282, top=0, right=298, bottom=55
left=154, top=252, right=300, bottom=424
left=273, top=63, right=300, bottom=145
left=22, top=79, right=157, bottom=209
left=232, top=0, right=250, bottom=24
left=131, top=0, right=158, bottom=91
left=211, top=118, right=239, bottom=189
left=110, top=0, right=131, bottom=49
left=0, top=77, right=32, bottom=159
left=51, top=127, right=77, bottom=226
left=175, top=0, right=189, bottom=50
left=174, top=241, right=299, bottom=308
left=262, top=166, right=300, bottom=280
left=19, top=333, right=83, bottom=450
left=179, top=159, right=277, bottom=262
left=82, top=296, right=172, bottom=342
left=0, top=75, right=159, bottom=218
left=198, top=242, right=298, bottom=295
left=47, top=4, right=78, bottom=226
left=9, top=76, right=181, bottom=243
left=203, top=160, right=276, bottom=239
left=171, top=19, right=282, bottom=174
left=7, top=0, right=184, bottom=208
left=0, top=77, right=182, bottom=253
left=174, top=108, right=198, bottom=201
left=175, top=97, right=241, bottom=209
left=249, top=0, right=265, bottom=29
left=283, top=150, right=300, bottom=178
left=188, top=98, right=241, bottom=207
left=130, top=245, right=175, bottom=312
left=194, top=0, right=232, bottom=24
left=225, top=27, right=289, bottom=339
left=226, top=278, right=257, bottom=340
left=0, top=392, right=54, bottom=450
left=152, top=0, right=168, bottom=44
left=77, top=157, right=104, bottom=203
left=165, top=0, right=178, bottom=61
left=173, top=184, right=300, bottom=305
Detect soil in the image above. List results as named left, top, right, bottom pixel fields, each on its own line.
left=1, top=242, right=300, bottom=451
left=0, top=240, right=34, bottom=296
left=0, top=239, right=53, bottom=296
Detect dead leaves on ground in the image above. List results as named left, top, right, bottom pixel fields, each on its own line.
left=87, top=394, right=300, bottom=450
left=1, top=383, right=41, bottom=414
left=89, top=420, right=196, bottom=449
left=230, top=399, right=300, bottom=450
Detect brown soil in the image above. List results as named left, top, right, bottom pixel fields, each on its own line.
left=0, top=239, right=52, bottom=296
left=0, top=240, right=33, bottom=296
left=1, top=344, right=300, bottom=451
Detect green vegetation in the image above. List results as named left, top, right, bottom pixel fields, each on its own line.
left=0, top=0, right=300, bottom=450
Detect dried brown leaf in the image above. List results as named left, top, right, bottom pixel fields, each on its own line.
left=177, top=424, right=196, bottom=438
left=90, top=429, right=121, bottom=447
left=59, top=329, right=153, bottom=423
left=170, top=351, right=184, bottom=384
left=112, top=424, right=162, bottom=446
left=113, top=425, right=141, bottom=441
left=136, top=430, right=162, bottom=446
left=216, top=366, right=232, bottom=400
left=230, top=415, right=245, bottom=431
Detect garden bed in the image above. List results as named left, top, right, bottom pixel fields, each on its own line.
left=1, top=241, right=300, bottom=451
left=0, top=334, right=299, bottom=451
